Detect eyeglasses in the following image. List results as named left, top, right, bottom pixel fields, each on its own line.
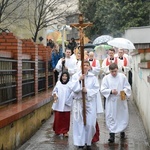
left=110, top=70, right=118, bottom=73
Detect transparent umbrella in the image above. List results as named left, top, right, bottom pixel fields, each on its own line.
left=93, top=35, right=113, bottom=45
left=107, top=38, right=135, bottom=50
left=94, top=44, right=112, bottom=61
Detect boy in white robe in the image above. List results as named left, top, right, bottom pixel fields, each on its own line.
left=101, top=48, right=118, bottom=75
left=75, top=52, right=82, bottom=73
left=101, top=63, right=131, bottom=143
left=88, top=51, right=103, bottom=143
left=68, top=60, right=103, bottom=150
left=101, top=48, right=117, bottom=109
left=115, top=48, right=130, bottom=76
left=55, top=49, right=77, bottom=80
left=88, top=51, right=101, bottom=76
left=52, top=72, right=72, bottom=137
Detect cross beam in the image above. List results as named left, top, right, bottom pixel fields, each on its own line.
left=70, top=14, right=93, bottom=126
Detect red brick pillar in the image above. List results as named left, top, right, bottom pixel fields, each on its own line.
left=46, top=46, right=54, bottom=87
left=132, top=48, right=150, bottom=83
left=138, top=48, right=150, bottom=69
left=0, top=32, right=22, bottom=102
left=34, top=45, right=38, bottom=95
left=46, top=46, right=52, bottom=60
left=38, top=44, right=49, bottom=90
left=21, top=39, right=38, bottom=95
left=46, top=46, right=53, bottom=88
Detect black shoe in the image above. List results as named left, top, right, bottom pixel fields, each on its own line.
left=78, top=146, right=84, bottom=150
left=87, top=146, right=92, bottom=150
left=108, top=133, right=115, bottom=143
left=120, top=132, right=125, bottom=139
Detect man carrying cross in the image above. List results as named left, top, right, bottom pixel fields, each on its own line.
left=68, top=14, right=103, bottom=150
left=69, top=60, right=101, bottom=150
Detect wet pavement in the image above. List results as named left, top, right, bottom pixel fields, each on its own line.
left=17, top=96, right=150, bottom=150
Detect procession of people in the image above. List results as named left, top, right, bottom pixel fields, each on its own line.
left=48, top=36, right=132, bottom=150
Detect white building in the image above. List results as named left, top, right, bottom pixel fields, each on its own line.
left=124, top=26, right=150, bottom=49
left=124, top=26, right=150, bottom=141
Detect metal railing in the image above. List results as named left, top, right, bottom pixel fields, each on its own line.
left=0, top=58, right=54, bottom=105
left=22, top=60, right=35, bottom=98
left=38, top=61, right=46, bottom=92
left=0, top=58, right=17, bottom=105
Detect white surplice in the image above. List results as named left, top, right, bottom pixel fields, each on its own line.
left=117, top=57, right=130, bottom=75
left=76, top=60, right=81, bottom=72
left=68, top=71, right=103, bottom=146
left=100, top=73, right=131, bottom=133
left=89, top=59, right=101, bottom=76
left=101, top=57, right=117, bottom=74
left=55, top=57, right=77, bottom=79
left=88, top=59, right=103, bottom=114
left=114, top=53, right=131, bottom=74
left=52, top=81, right=72, bottom=112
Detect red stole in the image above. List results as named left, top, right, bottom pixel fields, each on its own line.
left=123, top=57, right=127, bottom=66
left=106, top=57, right=118, bottom=66
left=92, top=59, right=96, bottom=67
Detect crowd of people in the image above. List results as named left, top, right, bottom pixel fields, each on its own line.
left=48, top=37, right=132, bottom=150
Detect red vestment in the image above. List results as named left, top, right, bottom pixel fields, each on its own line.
left=92, top=121, right=100, bottom=143
left=53, top=111, right=70, bottom=134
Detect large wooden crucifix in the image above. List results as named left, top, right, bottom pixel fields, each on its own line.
left=70, top=14, right=93, bottom=125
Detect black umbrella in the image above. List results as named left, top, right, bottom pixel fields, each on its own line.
left=84, top=43, right=95, bottom=49
left=84, top=43, right=95, bottom=52
left=78, top=43, right=95, bottom=52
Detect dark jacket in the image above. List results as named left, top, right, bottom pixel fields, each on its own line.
left=51, top=49, right=63, bottom=69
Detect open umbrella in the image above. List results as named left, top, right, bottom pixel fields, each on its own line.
left=94, top=44, right=112, bottom=60
left=93, top=35, right=113, bottom=45
left=94, top=44, right=112, bottom=51
left=78, top=43, right=95, bottom=52
left=107, top=38, right=135, bottom=50
left=84, top=43, right=95, bottom=52
left=84, top=43, right=95, bottom=49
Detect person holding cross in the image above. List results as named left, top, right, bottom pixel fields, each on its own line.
left=68, top=60, right=102, bottom=150
left=55, top=48, right=77, bottom=80
left=69, top=14, right=101, bottom=149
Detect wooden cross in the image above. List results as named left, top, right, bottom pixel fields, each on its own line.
left=70, top=14, right=93, bottom=126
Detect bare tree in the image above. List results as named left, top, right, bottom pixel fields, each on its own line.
left=0, top=0, right=26, bottom=29
left=26, top=0, right=78, bottom=42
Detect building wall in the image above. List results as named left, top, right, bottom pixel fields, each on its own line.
left=131, top=49, right=150, bottom=142
left=66, top=14, right=80, bottom=40
left=124, top=26, right=150, bottom=44
left=124, top=26, right=150, bottom=49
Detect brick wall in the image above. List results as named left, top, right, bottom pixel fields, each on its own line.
left=0, top=32, right=22, bottom=102
left=0, top=32, right=54, bottom=150
left=0, top=32, right=53, bottom=103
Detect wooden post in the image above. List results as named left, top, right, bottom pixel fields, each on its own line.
left=70, top=14, right=92, bottom=125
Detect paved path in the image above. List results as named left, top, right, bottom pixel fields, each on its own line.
left=18, top=96, right=150, bottom=150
